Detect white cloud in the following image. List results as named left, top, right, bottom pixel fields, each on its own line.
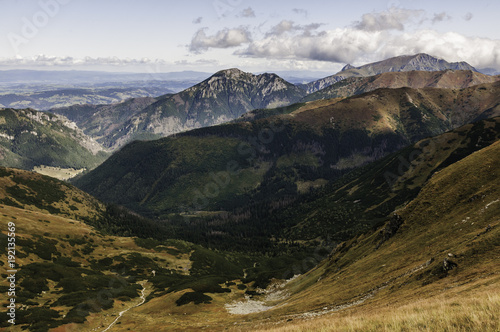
left=353, top=7, right=425, bottom=31
left=189, top=27, right=251, bottom=53
left=175, top=59, right=219, bottom=66
left=0, top=55, right=169, bottom=67
left=238, top=22, right=500, bottom=70
left=381, top=30, right=500, bottom=69
left=240, top=7, right=255, bottom=18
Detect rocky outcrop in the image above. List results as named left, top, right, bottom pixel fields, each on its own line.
left=375, top=213, right=404, bottom=249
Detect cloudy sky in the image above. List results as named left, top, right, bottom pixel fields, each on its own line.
left=1, top=0, right=499, bottom=73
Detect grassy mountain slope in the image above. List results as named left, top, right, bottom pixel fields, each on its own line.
left=130, top=116, right=499, bottom=255
left=303, top=69, right=499, bottom=102
left=0, top=167, right=319, bottom=331
left=0, top=167, right=105, bottom=222
left=74, top=82, right=500, bottom=222
left=304, top=53, right=478, bottom=93
left=236, top=139, right=500, bottom=331
left=0, top=108, right=108, bottom=171
left=273, top=116, right=500, bottom=241
left=0, top=201, right=207, bottom=331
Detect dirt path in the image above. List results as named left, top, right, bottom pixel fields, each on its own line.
left=102, top=280, right=148, bottom=331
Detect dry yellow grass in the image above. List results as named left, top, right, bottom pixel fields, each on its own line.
left=32, top=165, right=85, bottom=181
left=0, top=204, right=193, bottom=332
left=253, top=284, right=500, bottom=332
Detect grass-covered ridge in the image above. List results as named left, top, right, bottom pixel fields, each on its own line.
left=0, top=167, right=105, bottom=222
left=244, top=138, right=500, bottom=331
left=75, top=104, right=500, bottom=254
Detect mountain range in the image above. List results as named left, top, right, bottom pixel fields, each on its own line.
left=74, top=81, right=500, bottom=221
left=4, top=53, right=487, bottom=175
left=303, top=53, right=478, bottom=93
left=52, top=68, right=306, bottom=150
left=44, top=54, right=497, bottom=151
left=303, top=69, right=500, bottom=102
left=0, top=53, right=499, bottom=331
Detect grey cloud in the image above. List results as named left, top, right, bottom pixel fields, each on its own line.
left=240, top=7, right=255, bottom=18
left=267, top=20, right=298, bottom=36
left=238, top=28, right=385, bottom=64
left=266, top=20, right=322, bottom=37
left=354, top=7, right=425, bottom=31
left=292, top=8, right=308, bottom=17
left=463, top=12, right=473, bottom=21
left=193, top=17, right=203, bottom=24
left=189, top=27, right=252, bottom=53
left=432, top=12, right=451, bottom=24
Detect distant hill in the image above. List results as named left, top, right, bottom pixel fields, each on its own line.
left=303, top=69, right=500, bottom=102
left=0, top=108, right=108, bottom=172
left=52, top=68, right=306, bottom=150
left=0, top=69, right=211, bottom=84
left=478, top=67, right=500, bottom=75
left=0, top=69, right=213, bottom=111
left=304, top=53, right=478, bottom=93
left=0, top=85, right=174, bottom=110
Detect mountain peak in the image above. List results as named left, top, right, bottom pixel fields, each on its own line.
left=412, top=52, right=436, bottom=59
left=341, top=63, right=356, bottom=71
left=305, top=53, right=478, bottom=93
left=402, top=53, right=476, bottom=72
left=213, top=68, right=247, bottom=78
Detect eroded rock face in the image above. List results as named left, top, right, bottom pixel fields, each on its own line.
left=443, top=257, right=458, bottom=271
left=375, top=213, right=404, bottom=249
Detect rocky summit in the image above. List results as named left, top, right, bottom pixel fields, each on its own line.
left=304, top=53, right=478, bottom=93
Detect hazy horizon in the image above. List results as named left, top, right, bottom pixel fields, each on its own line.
left=1, top=0, right=500, bottom=74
